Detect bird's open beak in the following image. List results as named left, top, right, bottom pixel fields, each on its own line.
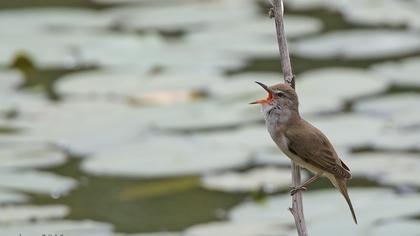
left=250, top=81, right=273, bottom=104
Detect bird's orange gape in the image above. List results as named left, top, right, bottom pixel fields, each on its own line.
left=249, top=81, right=273, bottom=104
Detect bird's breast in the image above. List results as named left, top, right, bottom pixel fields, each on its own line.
left=272, top=134, right=296, bottom=160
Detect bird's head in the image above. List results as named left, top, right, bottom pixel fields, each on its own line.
left=250, top=81, right=299, bottom=116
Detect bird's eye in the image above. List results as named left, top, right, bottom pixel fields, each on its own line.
left=276, top=92, right=285, bottom=97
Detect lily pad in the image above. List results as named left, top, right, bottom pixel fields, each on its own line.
left=230, top=188, right=420, bottom=235
left=3, top=100, right=148, bottom=155
left=296, top=68, right=388, bottom=114
left=348, top=152, right=420, bottom=187
left=372, top=220, right=420, bottom=236
left=108, top=1, right=258, bottom=32
left=0, top=189, right=28, bottom=204
left=55, top=69, right=149, bottom=98
left=198, top=125, right=274, bottom=152
left=0, top=205, right=68, bottom=223
left=354, top=93, right=420, bottom=128
left=185, top=16, right=322, bottom=58
left=115, top=233, right=179, bottom=236
left=292, top=30, right=420, bottom=59
left=197, top=126, right=292, bottom=166
left=187, top=30, right=279, bottom=58
left=0, top=69, right=26, bottom=112
left=2, top=98, right=261, bottom=155
left=207, top=16, right=322, bottom=39
left=287, top=0, right=341, bottom=10
left=0, top=31, right=161, bottom=69
left=371, top=129, right=420, bottom=151
left=0, top=9, right=112, bottom=34
left=288, top=0, right=420, bottom=30
left=56, top=69, right=221, bottom=102
left=0, top=170, right=77, bottom=195
left=310, top=114, right=386, bottom=148
left=0, top=32, right=85, bottom=68
left=252, top=147, right=294, bottom=166
left=342, top=0, right=420, bottom=29
left=82, top=135, right=251, bottom=177
left=355, top=93, right=420, bottom=115
left=0, top=69, right=22, bottom=93
left=370, top=57, right=420, bottom=87
left=184, top=221, right=289, bottom=236
left=81, top=125, right=296, bottom=178
left=0, top=220, right=113, bottom=236
left=0, top=143, right=66, bottom=170
left=152, top=101, right=261, bottom=132
left=210, top=73, right=282, bottom=102
left=201, top=167, right=299, bottom=193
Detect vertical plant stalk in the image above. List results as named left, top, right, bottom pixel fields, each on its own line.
left=271, top=0, right=308, bottom=235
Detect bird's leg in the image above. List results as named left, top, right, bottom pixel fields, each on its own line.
left=290, top=173, right=322, bottom=195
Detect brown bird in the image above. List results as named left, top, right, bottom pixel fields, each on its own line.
left=250, top=81, right=358, bottom=224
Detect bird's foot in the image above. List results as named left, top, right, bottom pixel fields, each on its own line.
left=290, top=186, right=307, bottom=196
left=268, top=7, right=275, bottom=18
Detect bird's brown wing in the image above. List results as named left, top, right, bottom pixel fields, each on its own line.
left=285, top=122, right=351, bottom=179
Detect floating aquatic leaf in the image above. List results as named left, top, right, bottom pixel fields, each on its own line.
left=0, top=170, right=76, bottom=195
left=107, top=1, right=258, bottom=32
left=184, top=221, right=289, bottom=236
left=55, top=69, right=149, bottom=98
left=354, top=93, right=420, bottom=128
left=252, top=147, right=293, bottom=166
left=0, top=69, right=34, bottom=113
left=56, top=69, right=221, bottom=103
left=185, top=16, right=322, bottom=58
left=153, top=101, right=261, bottom=132
left=0, top=143, right=66, bottom=170
left=288, top=0, right=420, bottom=30
left=348, top=152, right=420, bottom=187
left=297, top=68, right=388, bottom=114
left=0, top=189, right=28, bottom=204
left=0, top=9, right=113, bottom=34
left=2, top=100, right=149, bottom=155
left=371, top=129, right=420, bottom=151
left=370, top=57, right=420, bottom=87
left=230, top=188, right=420, bottom=235
left=292, top=30, right=420, bottom=59
left=299, top=68, right=388, bottom=100
left=82, top=135, right=251, bottom=177
left=0, top=220, right=113, bottom=236
left=372, top=220, right=420, bottom=236
left=113, top=233, right=179, bottom=236
left=209, top=73, right=282, bottom=102
left=0, top=69, right=23, bottom=93
left=2, top=98, right=262, bottom=155
left=311, top=114, right=386, bottom=149
left=0, top=205, right=68, bottom=223
left=201, top=167, right=300, bottom=193
left=199, top=125, right=274, bottom=152
left=0, top=31, right=161, bottom=69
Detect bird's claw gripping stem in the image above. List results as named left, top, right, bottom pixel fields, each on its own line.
left=290, top=186, right=307, bottom=196
left=268, top=7, right=275, bottom=18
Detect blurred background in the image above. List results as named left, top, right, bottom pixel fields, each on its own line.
left=1, top=0, right=420, bottom=235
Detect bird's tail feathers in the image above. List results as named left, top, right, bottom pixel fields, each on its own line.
left=335, top=177, right=358, bottom=224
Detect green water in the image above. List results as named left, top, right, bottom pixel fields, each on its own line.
left=33, top=158, right=245, bottom=233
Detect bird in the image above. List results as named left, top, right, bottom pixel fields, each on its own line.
left=250, top=81, right=358, bottom=224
